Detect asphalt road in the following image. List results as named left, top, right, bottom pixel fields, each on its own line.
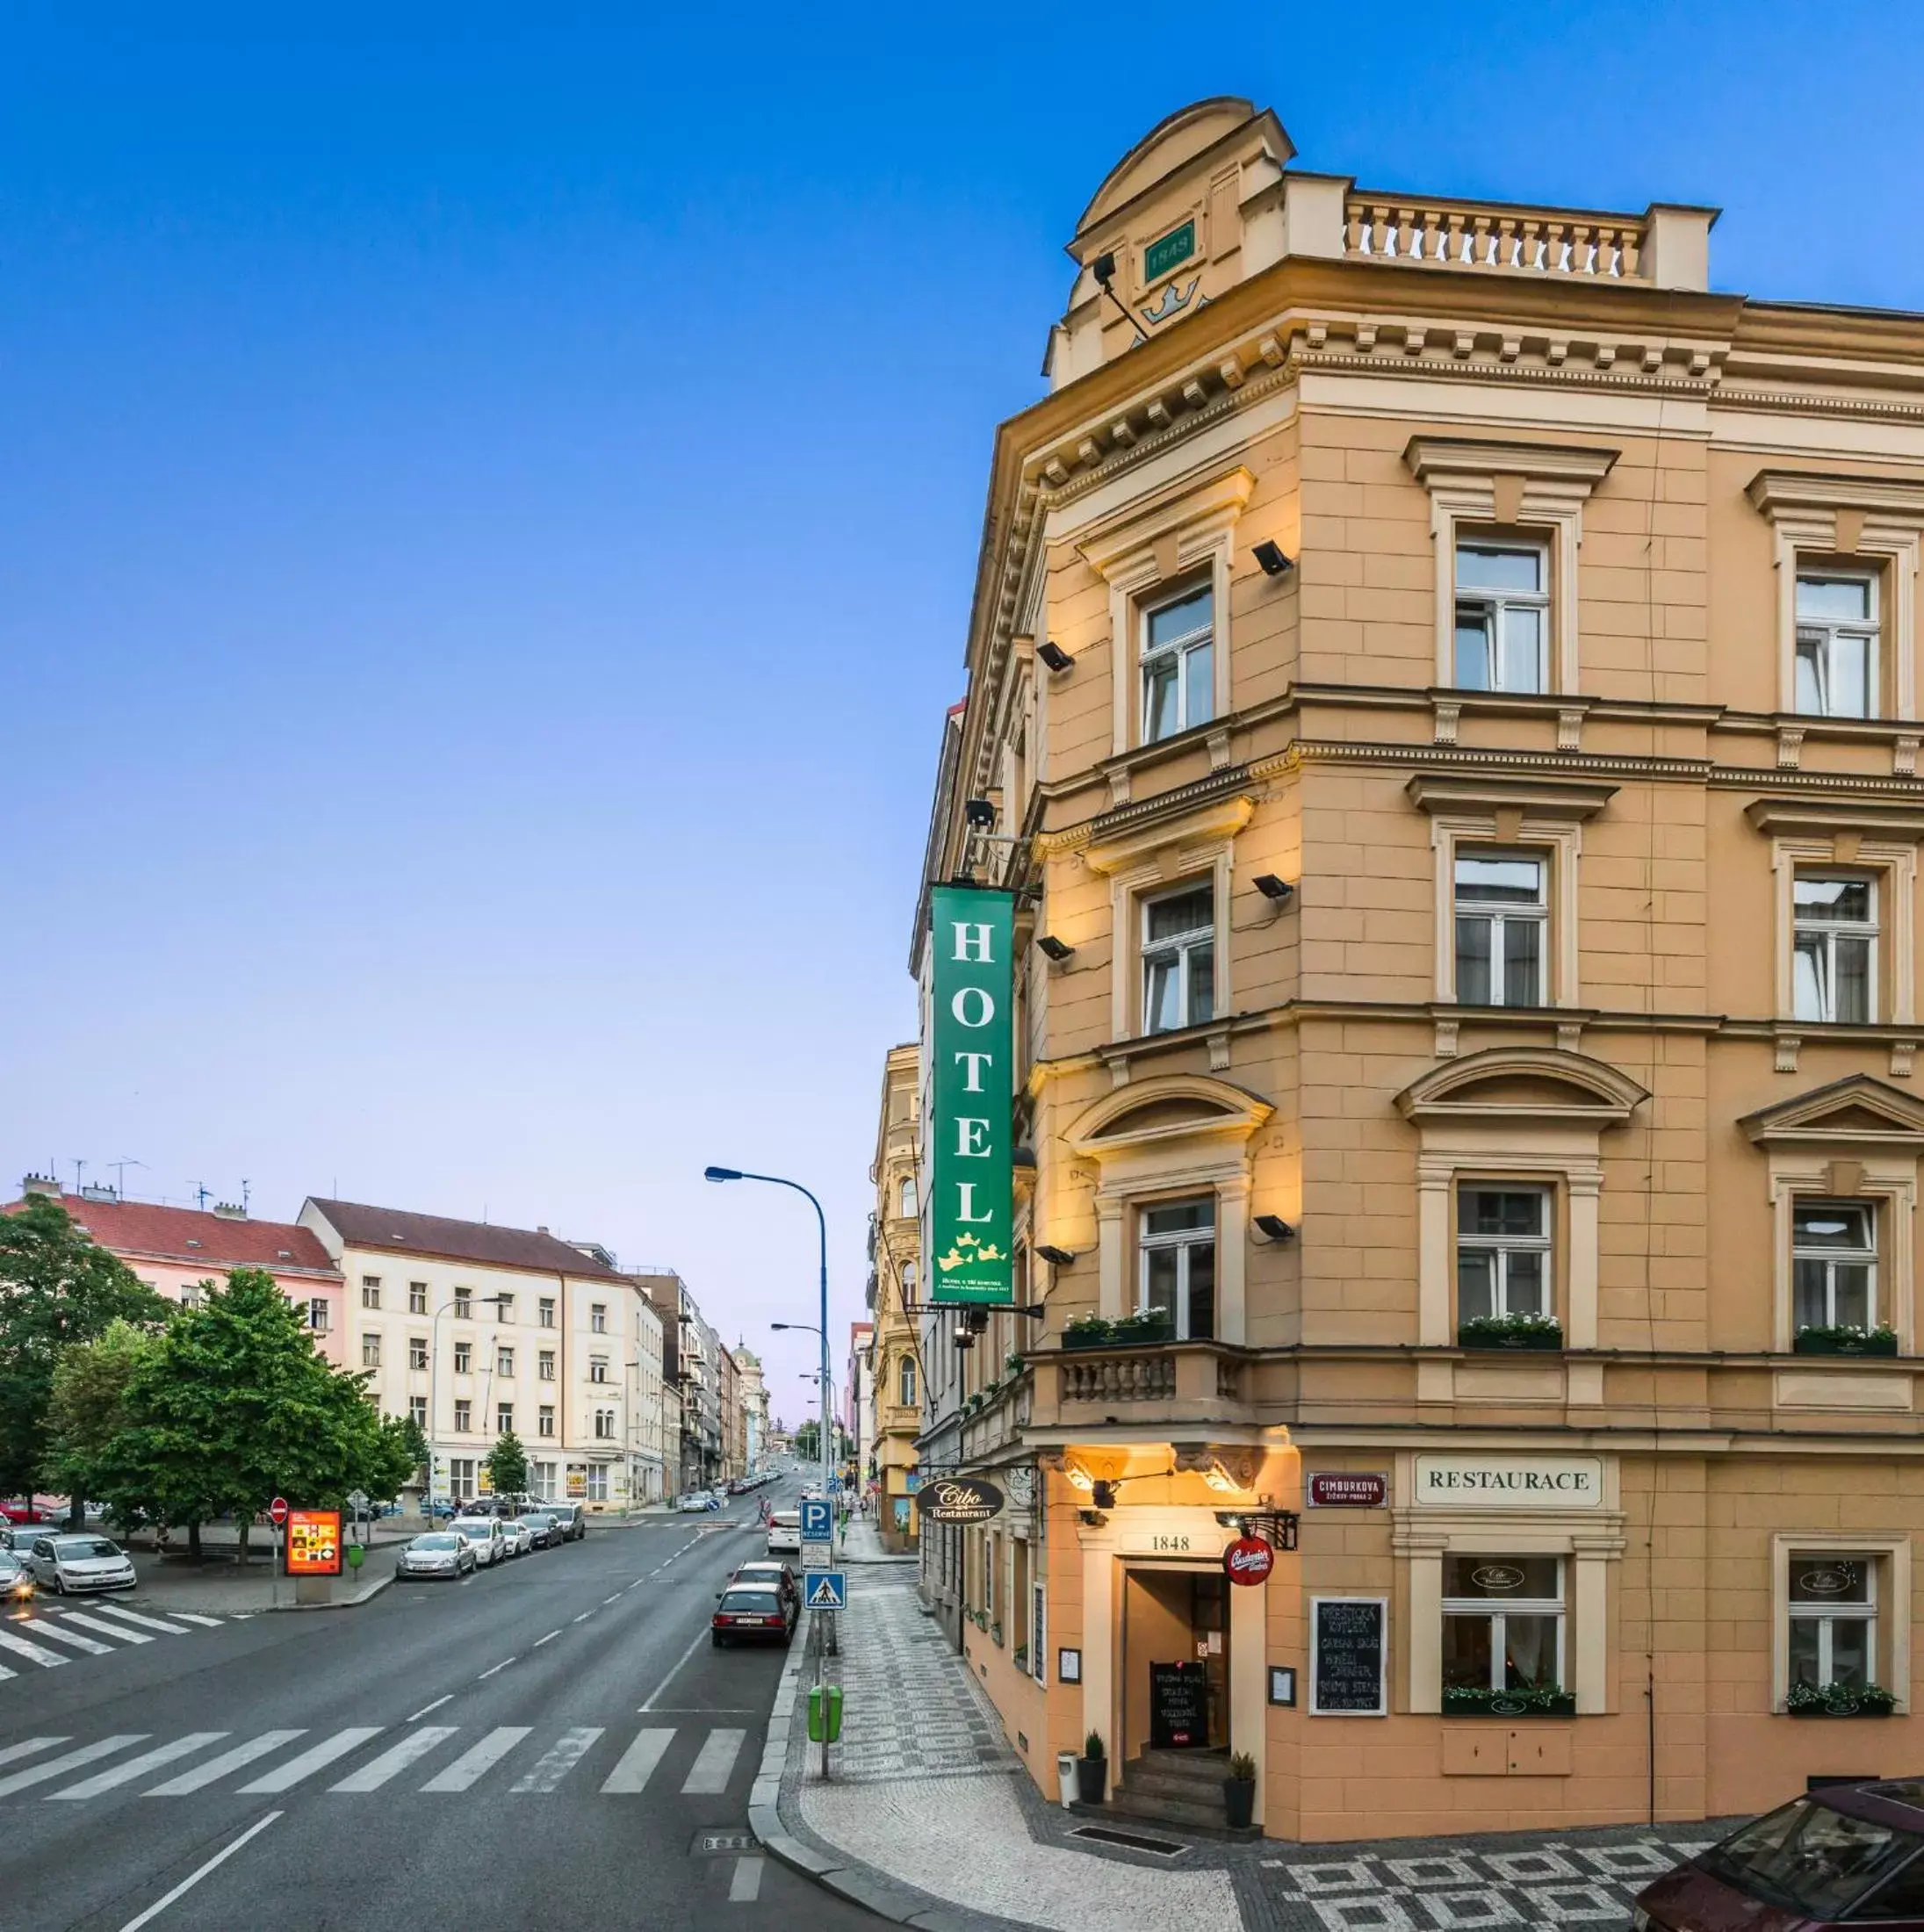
left=0, top=1482, right=880, bottom=1932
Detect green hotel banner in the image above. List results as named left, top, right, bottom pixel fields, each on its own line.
left=927, top=883, right=1015, bottom=1305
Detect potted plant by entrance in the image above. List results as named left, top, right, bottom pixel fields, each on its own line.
left=1222, top=1751, right=1257, bottom=1829
left=1075, top=1729, right=1107, bottom=1804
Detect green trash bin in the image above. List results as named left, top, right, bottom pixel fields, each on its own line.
left=806, top=1684, right=844, bottom=1744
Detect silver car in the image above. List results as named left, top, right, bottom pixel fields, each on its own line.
left=395, top=1532, right=475, bottom=1580
left=25, top=1532, right=137, bottom=1595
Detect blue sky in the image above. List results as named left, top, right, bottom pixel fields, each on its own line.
left=4, top=4, right=1920, bottom=1417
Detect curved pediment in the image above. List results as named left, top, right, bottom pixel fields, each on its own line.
left=1740, top=1074, right=1924, bottom=1149
left=1074, top=97, right=1262, bottom=237
left=1395, top=1049, right=1648, bottom=1128
left=1065, top=1073, right=1273, bottom=1161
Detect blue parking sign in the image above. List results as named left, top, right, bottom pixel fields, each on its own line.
left=800, top=1496, right=832, bottom=1542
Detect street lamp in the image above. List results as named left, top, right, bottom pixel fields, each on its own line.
left=705, top=1165, right=832, bottom=1508
left=796, top=1362, right=837, bottom=1478
left=429, top=1292, right=507, bottom=1509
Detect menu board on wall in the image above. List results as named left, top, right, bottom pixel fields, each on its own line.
left=1310, top=1597, right=1386, bottom=1715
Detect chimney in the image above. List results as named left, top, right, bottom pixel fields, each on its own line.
left=537, top=1225, right=550, bottom=1236
left=22, top=1173, right=61, bottom=1200
left=212, top=1201, right=248, bottom=1220
left=78, top=1184, right=119, bottom=1203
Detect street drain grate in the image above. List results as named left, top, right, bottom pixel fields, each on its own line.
left=1069, top=1825, right=1187, bottom=1857
left=692, top=1829, right=758, bottom=1856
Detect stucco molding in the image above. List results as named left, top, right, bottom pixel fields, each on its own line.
left=1395, top=1047, right=1650, bottom=1128
left=1740, top=1073, right=1924, bottom=1150
left=1064, top=1073, right=1275, bottom=1162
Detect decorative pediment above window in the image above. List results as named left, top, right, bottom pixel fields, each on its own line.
left=1744, top=798, right=1924, bottom=842
left=1404, top=437, right=1620, bottom=497
left=1076, top=778, right=1257, bottom=876
left=1395, top=1048, right=1649, bottom=1128
left=1746, top=470, right=1924, bottom=530
left=1407, top=772, right=1618, bottom=824
left=1065, top=1072, right=1273, bottom=1160
left=1740, top=1074, right=1924, bottom=1150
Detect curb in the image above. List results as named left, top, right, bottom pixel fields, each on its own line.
left=746, top=1609, right=818, bottom=1878
left=270, top=1572, right=394, bottom=1611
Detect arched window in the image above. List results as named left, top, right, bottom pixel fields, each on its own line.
left=902, top=1262, right=917, bottom=1298
left=898, top=1176, right=916, bottom=1219
left=897, top=1355, right=918, bottom=1408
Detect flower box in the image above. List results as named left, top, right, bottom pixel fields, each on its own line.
left=1063, top=1323, right=1113, bottom=1351
left=1786, top=1682, right=1897, bottom=1717
left=1459, top=1318, right=1563, bottom=1352
left=1442, top=1685, right=1577, bottom=1718
left=1108, top=1318, right=1176, bottom=1347
left=1793, top=1326, right=1899, bottom=1357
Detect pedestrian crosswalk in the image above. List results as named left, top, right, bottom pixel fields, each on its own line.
left=0, top=1722, right=751, bottom=1803
left=0, top=1602, right=236, bottom=1681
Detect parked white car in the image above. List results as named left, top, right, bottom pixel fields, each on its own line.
left=498, top=1517, right=532, bottom=1558
left=23, top=1532, right=138, bottom=1595
left=450, top=1517, right=506, bottom=1567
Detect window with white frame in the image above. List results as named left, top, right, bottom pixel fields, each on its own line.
left=495, top=1345, right=513, bottom=1376
left=1792, top=1202, right=1877, bottom=1333
left=591, top=1303, right=608, bottom=1334
left=1442, top=1556, right=1565, bottom=1694
left=587, top=1465, right=609, bottom=1502
left=532, top=1461, right=554, bottom=1498
left=453, top=1342, right=472, bottom=1374
left=408, top=1336, right=429, bottom=1371
left=1793, top=874, right=1877, bottom=1023
left=449, top=1456, right=476, bottom=1492
left=903, top=1262, right=917, bottom=1298
left=407, top=1395, right=427, bottom=1428
left=495, top=1294, right=514, bottom=1323
left=453, top=1288, right=472, bottom=1319
left=361, top=1333, right=381, bottom=1369
left=897, top=1176, right=915, bottom=1219
left=538, top=1404, right=555, bottom=1438
left=539, top=1349, right=556, bottom=1381
left=1454, top=543, right=1548, bottom=693
left=1140, top=582, right=1214, bottom=742
left=1142, top=883, right=1214, bottom=1034
left=496, top=1402, right=513, bottom=1434
left=453, top=1400, right=472, bottom=1432
left=538, top=1296, right=556, bottom=1328
left=1796, top=572, right=1879, bottom=718
left=589, top=1356, right=609, bottom=1384
left=307, top=1299, right=330, bottom=1333
left=594, top=1409, right=615, bottom=1440
left=1456, top=1187, right=1552, bottom=1324
left=1454, top=854, right=1546, bottom=1006
left=897, top=1354, right=917, bottom=1408
left=361, top=1277, right=381, bottom=1308
left=1788, top=1554, right=1877, bottom=1693
left=1139, top=1197, right=1216, bottom=1341
left=408, top=1281, right=428, bottom=1315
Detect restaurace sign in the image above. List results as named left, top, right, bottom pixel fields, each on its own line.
left=1413, top=1454, right=1603, bottom=1508
left=926, top=884, right=1014, bottom=1306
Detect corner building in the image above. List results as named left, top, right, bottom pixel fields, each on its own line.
left=914, top=96, right=1924, bottom=1842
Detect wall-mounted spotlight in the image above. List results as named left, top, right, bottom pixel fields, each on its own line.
left=964, top=798, right=997, bottom=830
left=1252, top=541, right=1294, bottom=578
left=1036, top=640, right=1075, bottom=674
left=1254, top=1215, right=1297, bottom=1244
left=1036, top=934, right=1074, bottom=963
left=1252, top=875, right=1294, bottom=905
left=1078, top=1509, right=1109, bottom=1528
left=1034, top=1244, right=1077, bottom=1267
left=1091, top=252, right=1117, bottom=287
left=1089, top=1481, right=1118, bottom=1510
left=953, top=1330, right=975, bottom=1351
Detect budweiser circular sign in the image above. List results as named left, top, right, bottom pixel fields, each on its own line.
left=1222, top=1536, right=1274, bottom=1587
left=920, top=1477, right=1005, bottom=1525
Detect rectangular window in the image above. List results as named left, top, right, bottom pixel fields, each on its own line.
left=1141, top=582, right=1214, bottom=743
left=449, top=1457, right=476, bottom=1493
left=1794, top=874, right=1877, bottom=1024
left=898, top=1355, right=918, bottom=1408
left=589, top=1356, right=609, bottom=1384
left=1142, top=883, right=1214, bottom=1034
left=497, top=1403, right=513, bottom=1435
left=539, top=1350, right=556, bottom=1381
left=1788, top=1554, right=1877, bottom=1693
left=587, top=1465, right=609, bottom=1502
left=594, top=1409, right=614, bottom=1440
left=453, top=1342, right=472, bottom=1374
left=308, top=1299, right=330, bottom=1333
left=494, top=1294, right=513, bottom=1323
left=538, top=1405, right=556, bottom=1438
left=1454, top=543, right=1547, bottom=692
left=408, top=1281, right=428, bottom=1315
left=408, top=1395, right=427, bottom=1428
left=1796, top=572, right=1878, bottom=718
left=532, top=1461, right=555, bottom=1498
left=539, top=1297, right=556, bottom=1328
left=898, top=1176, right=916, bottom=1219
left=1454, top=854, right=1546, bottom=1007
left=361, top=1277, right=381, bottom=1309
left=1456, top=1187, right=1552, bottom=1323
left=408, top=1337, right=429, bottom=1372
left=1139, top=1197, right=1216, bottom=1341
left=361, top=1333, right=381, bottom=1369
left=454, top=1289, right=472, bottom=1320
left=453, top=1400, right=472, bottom=1432
left=496, top=1346, right=515, bottom=1377
left=1793, top=1203, right=1877, bottom=1332
left=591, top=1303, right=608, bottom=1335
left=1442, top=1556, right=1565, bottom=1693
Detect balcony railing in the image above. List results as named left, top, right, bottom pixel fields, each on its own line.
left=1344, top=193, right=1646, bottom=281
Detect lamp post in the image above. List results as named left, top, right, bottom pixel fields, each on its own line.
left=704, top=1166, right=832, bottom=1509
left=794, top=1360, right=836, bottom=1480
left=429, top=1292, right=507, bottom=1510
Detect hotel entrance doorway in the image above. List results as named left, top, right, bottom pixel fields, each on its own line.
left=1121, top=1564, right=1229, bottom=1760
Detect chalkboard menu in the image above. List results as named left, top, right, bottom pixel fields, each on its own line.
left=1311, top=1597, right=1386, bottom=1715
left=1149, top=1661, right=1207, bottom=1748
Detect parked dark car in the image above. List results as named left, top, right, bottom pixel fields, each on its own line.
left=1634, top=1779, right=1924, bottom=1929
left=544, top=1503, right=586, bottom=1542
left=516, top=1513, right=560, bottom=1549
left=711, top=1584, right=796, bottom=1647
left=727, top=1560, right=799, bottom=1611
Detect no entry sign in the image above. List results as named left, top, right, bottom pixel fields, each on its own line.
left=268, top=1496, right=289, bottom=1527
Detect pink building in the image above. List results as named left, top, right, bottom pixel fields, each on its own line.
left=10, top=1176, right=347, bottom=1363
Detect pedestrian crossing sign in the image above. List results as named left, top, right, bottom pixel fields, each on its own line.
left=805, top=1571, right=847, bottom=1611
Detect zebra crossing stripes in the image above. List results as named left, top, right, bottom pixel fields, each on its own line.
left=0, top=1737, right=148, bottom=1799
left=81, top=1604, right=193, bottom=1637
left=59, top=1611, right=153, bottom=1645
left=421, top=1727, right=530, bottom=1792
left=148, top=1731, right=307, bottom=1796
left=23, top=1620, right=115, bottom=1655
left=0, top=1602, right=238, bottom=1678
left=329, top=1727, right=458, bottom=1792
left=0, top=1627, right=67, bottom=1669
left=512, top=1727, right=603, bottom=1792
left=600, top=1728, right=674, bottom=1793
left=50, top=1734, right=229, bottom=1801
left=680, top=1729, right=746, bottom=1796
left=238, top=1727, right=384, bottom=1793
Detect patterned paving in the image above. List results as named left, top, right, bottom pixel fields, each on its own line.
left=827, top=1575, right=1014, bottom=1782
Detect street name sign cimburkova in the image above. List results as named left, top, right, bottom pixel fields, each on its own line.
left=927, top=884, right=1014, bottom=1306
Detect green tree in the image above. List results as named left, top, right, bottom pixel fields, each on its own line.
left=0, top=1197, right=172, bottom=1516
left=40, top=1321, right=159, bottom=1527
left=394, top=1410, right=430, bottom=1485
left=485, top=1429, right=529, bottom=1497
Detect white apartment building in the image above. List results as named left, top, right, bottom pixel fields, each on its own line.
left=299, top=1199, right=668, bottom=1510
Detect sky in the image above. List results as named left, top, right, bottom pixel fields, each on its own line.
left=4, top=4, right=1922, bottom=1422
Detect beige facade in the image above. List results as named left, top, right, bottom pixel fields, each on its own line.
left=868, top=1043, right=924, bottom=1549
left=914, top=96, right=1924, bottom=1842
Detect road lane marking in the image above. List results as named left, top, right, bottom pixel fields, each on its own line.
left=0, top=1662, right=13, bottom=1680
left=510, top=1727, right=602, bottom=1792
left=599, top=1729, right=674, bottom=1793
left=0, top=1736, right=146, bottom=1799
left=81, top=1603, right=194, bottom=1636
left=728, top=1856, right=764, bottom=1903
left=421, top=1726, right=530, bottom=1791
left=238, top=1727, right=382, bottom=1792
left=114, top=1809, right=282, bottom=1932
left=407, top=1696, right=452, bottom=1721
left=0, top=1626, right=68, bottom=1668
left=25, top=1620, right=114, bottom=1654
left=50, top=1734, right=228, bottom=1800
left=329, top=1727, right=458, bottom=1791
left=638, top=1622, right=713, bottom=1711
left=477, top=1656, right=515, bottom=1679
left=0, top=1738, right=66, bottom=1770
left=602, top=1593, right=622, bottom=1604
left=147, top=1731, right=306, bottom=1795
left=166, top=1612, right=225, bottom=1628
left=680, top=1728, right=745, bottom=1796
left=533, top=1630, right=559, bottom=1647
left=61, top=1611, right=154, bottom=1644
left=571, top=1611, right=593, bottom=1623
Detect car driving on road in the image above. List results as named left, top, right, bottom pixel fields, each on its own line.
left=396, top=1532, right=476, bottom=1580
left=22, top=1532, right=138, bottom=1595
left=710, top=1583, right=796, bottom=1647
left=0, top=1549, right=35, bottom=1602
left=765, top=1510, right=802, bottom=1555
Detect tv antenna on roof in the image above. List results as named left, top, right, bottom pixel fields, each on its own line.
left=110, top=1157, right=147, bottom=1199
left=193, top=1183, right=212, bottom=1210
left=241, top=1179, right=251, bottom=1214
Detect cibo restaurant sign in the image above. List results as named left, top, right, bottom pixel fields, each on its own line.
left=919, top=1477, right=1005, bottom=1525
left=927, top=883, right=1014, bottom=1306
left=1414, top=1453, right=1603, bottom=1508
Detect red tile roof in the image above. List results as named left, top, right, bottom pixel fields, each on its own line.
left=4, top=1193, right=339, bottom=1277
left=304, top=1199, right=628, bottom=1280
